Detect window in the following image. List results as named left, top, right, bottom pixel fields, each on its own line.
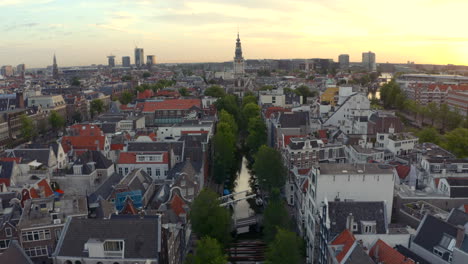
left=5, top=227, right=12, bottom=237
left=361, top=222, right=376, bottom=234
left=352, top=223, right=358, bottom=232
left=22, top=230, right=51, bottom=242
left=0, top=239, right=10, bottom=249
left=147, top=167, right=152, bottom=176
left=24, top=246, right=48, bottom=257
left=164, top=170, right=168, bottom=176
left=55, top=229, right=61, bottom=241
left=156, top=169, right=161, bottom=177
left=124, top=168, right=129, bottom=175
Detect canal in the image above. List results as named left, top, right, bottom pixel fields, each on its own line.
left=232, top=157, right=255, bottom=234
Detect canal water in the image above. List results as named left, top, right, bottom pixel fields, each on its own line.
left=232, top=157, right=255, bottom=234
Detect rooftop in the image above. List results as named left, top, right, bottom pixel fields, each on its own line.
left=318, top=163, right=393, bottom=175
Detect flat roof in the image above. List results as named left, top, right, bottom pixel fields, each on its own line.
left=318, top=163, right=393, bottom=175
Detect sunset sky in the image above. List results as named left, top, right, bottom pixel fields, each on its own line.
left=1, top=0, right=468, bottom=68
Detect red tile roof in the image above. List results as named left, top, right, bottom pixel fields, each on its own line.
left=61, top=135, right=106, bottom=154
left=396, top=165, right=411, bottom=179
left=69, top=124, right=104, bottom=137
left=28, top=179, right=54, bottom=199
left=156, top=90, right=180, bottom=97
left=463, top=205, right=468, bottom=213
left=369, top=239, right=415, bottom=264
left=283, top=135, right=306, bottom=147
left=142, top=99, right=201, bottom=112
left=118, top=152, right=169, bottom=164
left=170, top=193, right=186, bottom=216
left=137, top=89, right=154, bottom=99
left=298, top=168, right=311, bottom=175
left=111, top=143, right=125, bottom=151
left=0, top=157, right=21, bottom=163
left=331, top=229, right=356, bottom=263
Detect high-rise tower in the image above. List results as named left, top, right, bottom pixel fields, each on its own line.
left=135, top=48, right=144, bottom=68
left=107, top=55, right=116, bottom=68
left=233, top=32, right=245, bottom=77
left=52, top=54, right=59, bottom=79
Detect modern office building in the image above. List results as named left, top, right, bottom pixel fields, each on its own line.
left=338, top=54, right=349, bottom=69
left=16, top=64, right=26, bottom=76
left=122, top=56, right=131, bottom=67
left=1, top=65, right=14, bottom=77
left=107, top=55, right=115, bottom=68
left=135, top=48, right=144, bottom=67
left=147, top=55, right=156, bottom=66
left=362, top=51, right=376, bottom=72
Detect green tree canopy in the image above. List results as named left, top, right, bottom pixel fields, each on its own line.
left=213, top=122, right=236, bottom=184
left=263, top=190, right=291, bottom=242
left=294, top=85, right=317, bottom=104
left=265, top=228, right=303, bottom=264
left=90, top=99, right=105, bottom=117
left=190, top=189, right=232, bottom=246
left=142, top=72, right=151, bottom=78
left=380, top=81, right=406, bottom=109
left=219, top=110, right=238, bottom=135
left=260, top=85, right=274, bottom=91
left=49, top=111, right=65, bottom=131
left=253, top=146, right=286, bottom=192
left=215, top=95, right=240, bottom=122
left=205, top=85, right=226, bottom=98
left=121, top=75, right=132, bottom=81
left=119, top=91, right=134, bottom=105
left=71, top=77, right=80, bottom=86
left=178, top=87, right=190, bottom=96
left=417, top=127, right=441, bottom=145
left=443, top=128, right=468, bottom=158
left=246, top=117, right=267, bottom=155
left=242, top=95, right=257, bottom=108
left=185, top=237, right=227, bottom=264
left=20, top=114, right=36, bottom=141
left=425, top=102, right=439, bottom=126
left=242, top=103, right=260, bottom=122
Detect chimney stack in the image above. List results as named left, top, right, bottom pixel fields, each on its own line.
left=346, top=213, right=354, bottom=233
left=456, top=225, right=465, bottom=248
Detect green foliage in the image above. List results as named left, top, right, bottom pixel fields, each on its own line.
left=294, top=85, right=316, bottom=104
left=215, top=95, right=240, bottom=122
left=380, top=81, right=406, bottom=109
left=90, top=99, right=105, bottom=117
left=178, top=87, right=190, bottom=96
left=71, top=77, right=80, bottom=86
left=253, top=146, right=286, bottom=192
left=205, top=85, right=226, bottom=98
left=49, top=111, right=65, bottom=131
left=72, top=112, right=82, bottom=123
left=257, top=69, right=271, bottom=77
left=185, top=237, right=227, bottom=264
left=219, top=110, right=238, bottom=135
left=246, top=117, right=267, bottom=155
left=190, top=190, right=232, bottom=246
left=425, top=102, right=439, bottom=126
left=142, top=72, right=151, bottom=78
left=213, top=112, right=237, bottom=184
left=260, top=85, right=274, bottom=91
left=443, top=128, right=468, bottom=158
left=417, top=127, right=441, bottom=144
left=242, top=95, right=257, bottom=108
left=283, top=87, right=294, bottom=94
left=263, top=190, right=291, bottom=242
left=265, top=228, right=303, bottom=264
left=20, top=114, right=36, bottom=141
left=242, top=103, right=260, bottom=122
left=119, top=91, right=134, bottom=105
left=121, top=75, right=132, bottom=81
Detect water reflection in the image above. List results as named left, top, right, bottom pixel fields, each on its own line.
left=233, top=157, right=254, bottom=234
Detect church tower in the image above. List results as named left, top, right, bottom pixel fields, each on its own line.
left=233, top=32, right=245, bottom=77
left=52, top=54, right=59, bottom=80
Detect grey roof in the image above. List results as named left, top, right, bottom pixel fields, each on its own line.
left=67, top=150, right=113, bottom=175
left=318, top=163, right=393, bottom=175
left=56, top=217, right=161, bottom=259
left=9, top=149, right=52, bottom=165
left=413, top=214, right=468, bottom=260
left=127, top=141, right=184, bottom=157
left=344, top=244, right=374, bottom=264
left=25, top=143, right=60, bottom=158
left=328, top=201, right=387, bottom=236
left=119, top=169, right=153, bottom=192
left=447, top=208, right=468, bottom=227
left=278, top=111, right=309, bottom=128
left=0, top=240, right=33, bottom=264
left=100, top=122, right=117, bottom=134
left=0, top=161, right=15, bottom=180
left=88, top=172, right=124, bottom=203
left=394, top=245, right=431, bottom=264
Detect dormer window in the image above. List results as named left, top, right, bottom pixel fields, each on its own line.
left=361, top=221, right=377, bottom=234
left=103, top=240, right=124, bottom=258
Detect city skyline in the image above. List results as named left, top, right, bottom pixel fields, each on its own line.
left=2, top=0, right=468, bottom=68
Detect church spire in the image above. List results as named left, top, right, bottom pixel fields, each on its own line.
left=233, top=32, right=245, bottom=77
left=52, top=53, right=59, bottom=80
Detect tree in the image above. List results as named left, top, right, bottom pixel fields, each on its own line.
left=205, top=85, right=225, bottom=98
left=90, top=99, right=105, bottom=117
left=185, top=237, right=227, bottom=264
left=443, top=128, right=468, bottom=158
left=219, top=110, right=238, bottom=135
left=446, top=110, right=463, bottom=131
left=215, top=95, right=240, bottom=122
left=190, top=189, right=232, bottom=245
left=49, top=111, right=65, bottom=132
left=241, top=95, right=257, bottom=108
left=72, top=111, right=82, bottom=123
left=263, top=190, right=291, bottom=242
left=121, top=75, right=132, bottom=81
left=242, top=103, right=260, bottom=122
left=265, top=228, right=303, bottom=264
left=213, top=122, right=236, bottom=184
left=294, top=85, right=315, bottom=104
left=119, top=91, right=134, bottom=105
left=417, top=127, right=441, bottom=144
left=178, top=87, right=189, bottom=96
left=246, top=117, right=267, bottom=155
left=20, top=114, right=35, bottom=141
left=142, top=72, right=151, bottom=78
left=260, top=85, right=274, bottom=91
left=426, top=102, right=439, bottom=126
left=71, top=77, right=80, bottom=86
left=253, top=146, right=286, bottom=192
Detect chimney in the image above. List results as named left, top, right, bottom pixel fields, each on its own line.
left=346, top=213, right=354, bottom=233
left=456, top=225, right=465, bottom=248
left=16, top=92, right=25, bottom=109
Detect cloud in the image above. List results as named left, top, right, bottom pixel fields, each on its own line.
left=3, top=23, right=39, bottom=31
left=153, top=12, right=263, bottom=25
left=0, top=0, right=54, bottom=6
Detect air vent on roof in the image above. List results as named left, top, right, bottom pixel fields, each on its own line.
left=357, top=170, right=364, bottom=173
left=342, top=170, right=348, bottom=173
